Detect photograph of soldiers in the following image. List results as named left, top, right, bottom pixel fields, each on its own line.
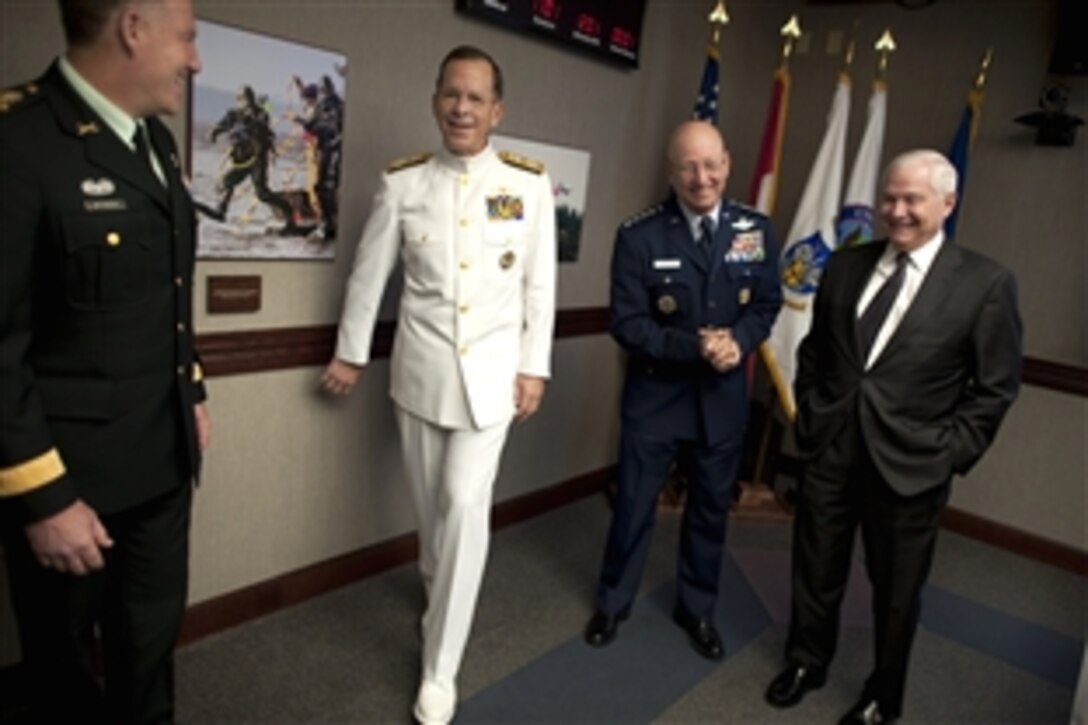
left=189, top=20, right=346, bottom=259
left=201, top=84, right=300, bottom=236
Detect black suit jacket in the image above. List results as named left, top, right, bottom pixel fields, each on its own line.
left=0, top=63, right=204, bottom=523
left=794, top=239, right=1022, bottom=495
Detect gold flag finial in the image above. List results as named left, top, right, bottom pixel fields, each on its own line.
left=708, top=1, right=729, bottom=45
left=973, top=46, right=994, bottom=91
left=841, top=37, right=856, bottom=73
left=779, top=14, right=803, bottom=68
left=875, top=28, right=896, bottom=78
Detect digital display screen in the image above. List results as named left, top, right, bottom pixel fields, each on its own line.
left=455, top=0, right=647, bottom=69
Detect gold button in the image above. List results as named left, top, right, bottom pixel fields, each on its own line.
left=420, top=234, right=428, bottom=243
left=460, top=175, right=468, bottom=186
left=174, top=276, right=183, bottom=287
left=459, top=345, right=468, bottom=356
left=459, top=261, right=469, bottom=270
left=177, top=366, right=186, bottom=376
left=459, top=305, right=469, bottom=314
left=459, top=218, right=468, bottom=228
left=177, top=323, right=186, bottom=333
left=106, top=232, right=121, bottom=247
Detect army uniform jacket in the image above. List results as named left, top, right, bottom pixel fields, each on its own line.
left=610, top=197, right=782, bottom=446
left=0, top=64, right=205, bottom=523
left=335, top=145, right=556, bottom=429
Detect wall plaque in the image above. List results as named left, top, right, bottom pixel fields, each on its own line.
left=207, top=275, right=262, bottom=314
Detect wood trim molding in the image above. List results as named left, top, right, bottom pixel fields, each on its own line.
left=178, top=464, right=1085, bottom=647
left=1021, top=356, right=1088, bottom=397
left=196, top=307, right=610, bottom=378
left=178, top=466, right=614, bottom=646
left=941, top=506, right=1088, bottom=577
left=195, top=310, right=1086, bottom=397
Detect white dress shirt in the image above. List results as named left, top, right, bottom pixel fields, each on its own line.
left=856, top=232, right=944, bottom=368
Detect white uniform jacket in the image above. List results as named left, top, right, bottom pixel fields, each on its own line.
left=335, top=145, right=557, bottom=430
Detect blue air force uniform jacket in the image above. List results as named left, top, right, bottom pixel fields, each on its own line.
left=0, top=64, right=205, bottom=524
left=611, top=197, right=782, bottom=446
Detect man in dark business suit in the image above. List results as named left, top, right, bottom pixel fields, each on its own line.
left=584, top=120, right=781, bottom=659
left=764, top=150, right=1022, bottom=724
left=0, top=1, right=207, bottom=722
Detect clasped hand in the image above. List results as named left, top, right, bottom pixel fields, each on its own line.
left=699, top=327, right=741, bottom=372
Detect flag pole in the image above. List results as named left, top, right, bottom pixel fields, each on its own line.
left=969, top=47, right=993, bottom=143
left=708, top=0, right=729, bottom=45
left=743, top=15, right=804, bottom=514
left=778, top=13, right=802, bottom=70
left=944, top=47, right=992, bottom=238
left=875, top=28, right=896, bottom=80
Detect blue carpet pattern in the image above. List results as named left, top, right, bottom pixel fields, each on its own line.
left=460, top=546, right=1082, bottom=722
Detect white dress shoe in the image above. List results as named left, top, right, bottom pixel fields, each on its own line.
left=413, top=678, right=456, bottom=725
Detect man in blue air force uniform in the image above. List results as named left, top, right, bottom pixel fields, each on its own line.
left=585, top=120, right=782, bottom=659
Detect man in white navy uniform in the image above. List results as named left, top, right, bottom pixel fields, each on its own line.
left=320, top=45, right=556, bottom=725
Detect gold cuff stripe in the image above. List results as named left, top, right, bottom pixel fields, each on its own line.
left=0, top=449, right=66, bottom=497
left=192, top=362, right=204, bottom=382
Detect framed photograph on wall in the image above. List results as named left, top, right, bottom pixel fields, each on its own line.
left=492, top=134, right=591, bottom=263
left=190, top=21, right=346, bottom=260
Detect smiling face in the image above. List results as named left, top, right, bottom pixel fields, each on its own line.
left=667, top=121, right=730, bottom=215
left=432, top=58, right=503, bottom=157
left=880, top=159, right=957, bottom=252
left=129, top=0, right=202, bottom=117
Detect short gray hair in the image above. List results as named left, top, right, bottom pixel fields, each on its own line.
left=885, top=149, right=958, bottom=196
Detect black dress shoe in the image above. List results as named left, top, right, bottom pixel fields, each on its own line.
left=671, top=609, right=724, bottom=660
left=764, top=664, right=827, bottom=708
left=584, top=609, right=629, bottom=647
left=838, top=698, right=897, bottom=724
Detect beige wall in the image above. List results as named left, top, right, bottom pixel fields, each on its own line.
left=0, top=0, right=1083, bottom=628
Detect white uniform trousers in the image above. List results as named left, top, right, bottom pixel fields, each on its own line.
left=395, top=405, right=510, bottom=684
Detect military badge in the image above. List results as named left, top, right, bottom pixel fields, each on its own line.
left=81, top=178, right=116, bottom=196
left=499, top=251, right=516, bottom=269
left=0, top=89, right=23, bottom=113
left=724, top=230, right=765, bottom=262
left=76, top=121, right=99, bottom=136
left=731, top=215, right=756, bottom=231
left=487, top=194, right=524, bottom=221
left=657, top=294, right=677, bottom=315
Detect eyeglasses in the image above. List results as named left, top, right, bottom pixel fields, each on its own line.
left=672, top=158, right=727, bottom=178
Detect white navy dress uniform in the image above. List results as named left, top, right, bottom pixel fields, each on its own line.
left=334, top=142, right=556, bottom=686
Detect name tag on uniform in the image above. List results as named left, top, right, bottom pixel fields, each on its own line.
left=653, top=258, right=681, bottom=270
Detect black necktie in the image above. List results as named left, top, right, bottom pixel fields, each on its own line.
left=132, top=123, right=157, bottom=178
left=698, top=216, right=715, bottom=262
left=857, top=251, right=909, bottom=361
left=132, top=126, right=152, bottom=167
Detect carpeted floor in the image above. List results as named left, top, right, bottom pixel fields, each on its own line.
left=174, top=494, right=1085, bottom=723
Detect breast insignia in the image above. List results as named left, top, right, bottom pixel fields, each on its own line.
left=498, top=150, right=544, bottom=175
left=386, top=152, right=433, bottom=174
